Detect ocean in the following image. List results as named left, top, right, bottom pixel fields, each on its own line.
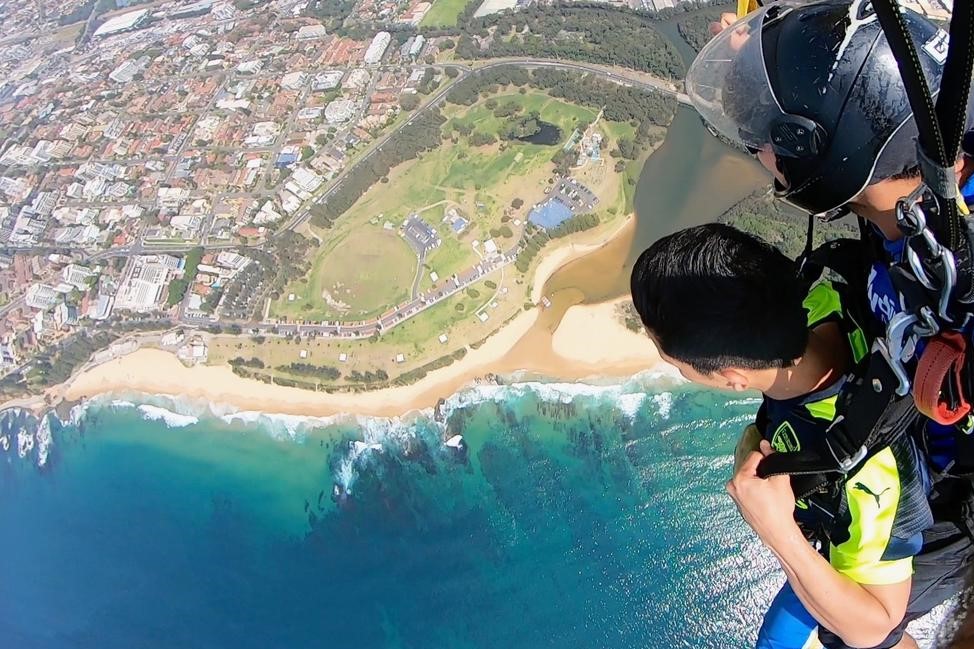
left=0, top=377, right=955, bottom=649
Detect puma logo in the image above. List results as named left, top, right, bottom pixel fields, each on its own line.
left=853, top=482, right=891, bottom=507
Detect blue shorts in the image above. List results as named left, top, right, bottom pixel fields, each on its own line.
left=757, top=582, right=817, bottom=649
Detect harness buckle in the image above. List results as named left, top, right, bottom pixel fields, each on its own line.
left=823, top=417, right=869, bottom=473
left=875, top=335, right=913, bottom=396
left=897, top=189, right=958, bottom=321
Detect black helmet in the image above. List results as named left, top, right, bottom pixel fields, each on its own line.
left=686, top=0, right=950, bottom=215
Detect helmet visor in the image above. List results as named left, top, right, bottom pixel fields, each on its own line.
left=686, top=3, right=800, bottom=155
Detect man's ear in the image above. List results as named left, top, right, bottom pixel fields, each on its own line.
left=718, top=368, right=750, bottom=392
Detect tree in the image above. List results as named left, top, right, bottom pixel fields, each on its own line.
left=316, top=133, right=329, bottom=146
left=400, top=93, right=420, bottom=111
left=440, top=38, right=456, bottom=49
left=511, top=197, right=524, bottom=209
left=300, top=145, right=314, bottom=161
left=445, top=67, right=459, bottom=79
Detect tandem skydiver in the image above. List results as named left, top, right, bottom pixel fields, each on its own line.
left=672, top=0, right=974, bottom=647
left=631, top=224, right=938, bottom=649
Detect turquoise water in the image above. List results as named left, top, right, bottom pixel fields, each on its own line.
left=0, top=381, right=793, bottom=648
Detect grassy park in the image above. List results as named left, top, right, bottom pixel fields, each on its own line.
left=257, top=87, right=653, bottom=386
left=419, top=0, right=477, bottom=27
left=272, top=227, right=416, bottom=322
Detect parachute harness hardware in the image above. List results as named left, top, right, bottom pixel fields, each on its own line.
left=756, top=0, right=974, bottom=481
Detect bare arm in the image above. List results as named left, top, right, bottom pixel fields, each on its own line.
left=764, top=518, right=910, bottom=647
left=728, top=444, right=911, bottom=648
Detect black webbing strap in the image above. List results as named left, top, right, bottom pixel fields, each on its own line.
left=872, top=0, right=974, bottom=298
left=758, top=350, right=921, bottom=479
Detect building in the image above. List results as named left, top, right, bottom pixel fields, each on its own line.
left=290, top=167, right=324, bottom=193
left=281, top=71, right=308, bottom=91
left=169, top=0, right=213, bottom=19
left=25, top=283, right=61, bottom=311
left=108, top=60, right=141, bottom=83
left=363, top=31, right=392, bottom=65
left=115, top=256, right=183, bottom=312
left=62, top=264, right=96, bottom=290
left=408, top=35, right=426, bottom=58
left=313, top=70, right=344, bottom=91
left=324, top=98, right=356, bottom=124
left=93, top=8, right=149, bottom=38
left=473, top=0, right=519, bottom=17
left=344, top=69, right=370, bottom=90
left=297, top=24, right=327, bottom=40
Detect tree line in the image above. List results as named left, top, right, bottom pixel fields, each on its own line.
left=311, top=109, right=447, bottom=227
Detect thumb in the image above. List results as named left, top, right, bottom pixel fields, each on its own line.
left=759, top=439, right=774, bottom=457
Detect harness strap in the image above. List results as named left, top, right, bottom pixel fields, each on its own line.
left=914, top=331, right=972, bottom=425
left=757, top=354, right=921, bottom=479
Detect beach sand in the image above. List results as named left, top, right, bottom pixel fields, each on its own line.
left=59, top=215, right=666, bottom=418
left=63, top=297, right=666, bottom=418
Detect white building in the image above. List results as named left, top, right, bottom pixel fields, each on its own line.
left=297, top=24, right=327, bottom=40
left=115, top=256, right=183, bottom=312
left=281, top=71, right=308, bottom=91
left=291, top=167, right=324, bottom=193
left=313, top=70, right=344, bottom=91
left=25, top=283, right=61, bottom=311
left=93, top=9, right=149, bottom=38
left=324, top=99, right=356, bottom=124
left=158, top=187, right=190, bottom=210
left=363, top=31, right=392, bottom=65
left=344, top=69, right=370, bottom=90
left=236, top=60, right=263, bottom=74
left=108, top=60, right=141, bottom=83
left=408, top=35, right=426, bottom=58
left=62, top=264, right=96, bottom=290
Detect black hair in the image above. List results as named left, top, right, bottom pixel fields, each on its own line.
left=630, top=224, right=809, bottom=374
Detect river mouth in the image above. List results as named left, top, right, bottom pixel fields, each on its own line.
left=516, top=121, right=562, bottom=145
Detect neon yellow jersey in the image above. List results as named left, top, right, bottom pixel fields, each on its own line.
left=761, top=281, right=932, bottom=585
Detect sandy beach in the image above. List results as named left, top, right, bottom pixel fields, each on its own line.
left=55, top=213, right=666, bottom=418
left=530, top=216, right=633, bottom=303
left=62, top=294, right=665, bottom=417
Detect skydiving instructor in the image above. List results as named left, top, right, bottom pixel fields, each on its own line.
left=687, top=2, right=974, bottom=649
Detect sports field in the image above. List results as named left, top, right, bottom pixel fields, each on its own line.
left=419, top=0, right=476, bottom=27
left=272, top=227, right=416, bottom=321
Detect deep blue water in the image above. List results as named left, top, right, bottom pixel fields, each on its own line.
left=0, top=379, right=925, bottom=649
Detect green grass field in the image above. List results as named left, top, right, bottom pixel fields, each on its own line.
left=419, top=0, right=476, bottom=27
left=271, top=90, right=629, bottom=332
left=272, top=227, right=416, bottom=321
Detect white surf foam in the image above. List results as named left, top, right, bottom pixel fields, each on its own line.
left=136, top=404, right=199, bottom=428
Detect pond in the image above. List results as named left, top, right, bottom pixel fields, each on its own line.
left=516, top=121, right=562, bottom=145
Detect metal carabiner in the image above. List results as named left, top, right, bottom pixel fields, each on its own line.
left=880, top=310, right=919, bottom=396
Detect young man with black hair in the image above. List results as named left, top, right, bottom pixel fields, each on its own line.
left=630, top=224, right=950, bottom=649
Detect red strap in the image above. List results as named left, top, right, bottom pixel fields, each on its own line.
left=913, top=331, right=971, bottom=425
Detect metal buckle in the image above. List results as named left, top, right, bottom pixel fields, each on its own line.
left=824, top=416, right=869, bottom=473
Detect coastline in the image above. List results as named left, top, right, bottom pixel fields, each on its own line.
left=62, top=296, right=665, bottom=418
left=14, top=214, right=663, bottom=420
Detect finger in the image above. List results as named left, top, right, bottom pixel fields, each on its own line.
left=759, top=439, right=774, bottom=456
left=721, top=12, right=737, bottom=27
left=740, top=450, right=764, bottom=474
left=709, top=21, right=724, bottom=36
